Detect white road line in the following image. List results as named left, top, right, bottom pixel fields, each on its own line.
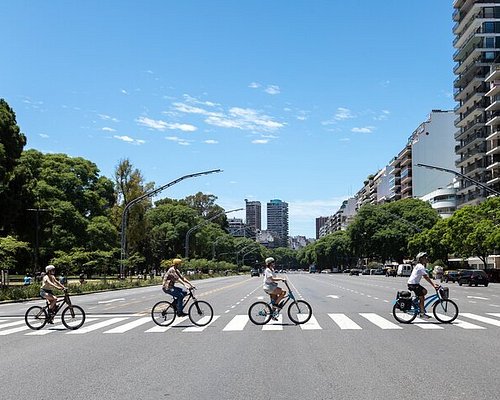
left=434, top=315, right=485, bottom=330
left=67, top=317, right=129, bottom=334
left=98, top=298, right=125, bottom=304
left=298, top=315, right=322, bottom=330
left=327, top=295, right=339, bottom=299
left=487, top=313, right=500, bottom=318
left=328, top=313, right=361, bottom=330
left=262, top=314, right=283, bottom=331
left=360, top=313, right=402, bottom=330
left=466, top=296, right=489, bottom=300
left=145, top=316, right=188, bottom=333
left=0, top=320, right=26, bottom=330
left=183, top=316, right=220, bottom=332
left=0, top=325, right=31, bottom=335
left=25, top=318, right=99, bottom=335
left=104, top=317, right=152, bottom=334
left=460, top=313, right=500, bottom=327
left=223, top=315, right=249, bottom=331
left=413, top=320, right=444, bottom=329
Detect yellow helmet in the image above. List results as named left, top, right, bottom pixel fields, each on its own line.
left=172, top=258, right=183, bottom=266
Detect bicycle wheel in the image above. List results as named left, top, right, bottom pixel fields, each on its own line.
left=151, top=301, right=176, bottom=327
left=25, top=306, right=48, bottom=330
left=288, top=300, right=312, bottom=324
left=61, top=305, right=86, bottom=330
left=188, top=300, right=214, bottom=327
left=433, top=299, right=459, bottom=323
left=392, top=301, right=418, bottom=323
left=248, top=301, right=272, bottom=325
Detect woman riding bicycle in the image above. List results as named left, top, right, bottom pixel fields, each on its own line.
left=262, top=257, right=287, bottom=310
left=40, top=265, right=66, bottom=322
left=162, top=258, right=194, bottom=317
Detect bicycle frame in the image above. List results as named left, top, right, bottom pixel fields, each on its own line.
left=268, top=280, right=296, bottom=308
left=411, top=288, right=446, bottom=313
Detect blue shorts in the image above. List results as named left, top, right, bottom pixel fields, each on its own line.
left=40, top=289, right=54, bottom=299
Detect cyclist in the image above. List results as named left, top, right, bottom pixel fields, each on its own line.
left=262, top=257, right=287, bottom=312
left=407, top=252, right=439, bottom=320
left=162, top=258, right=194, bottom=317
left=40, top=265, right=66, bottom=322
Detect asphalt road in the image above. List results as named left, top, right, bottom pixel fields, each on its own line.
left=1, top=273, right=499, bottom=400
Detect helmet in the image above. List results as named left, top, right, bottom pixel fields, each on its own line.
left=45, top=265, right=56, bottom=273
left=265, top=257, right=275, bottom=265
left=172, top=258, right=183, bottom=266
left=416, top=252, right=428, bottom=261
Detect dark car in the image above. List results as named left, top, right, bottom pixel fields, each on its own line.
left=458, top=270, right=489, bottom=287
left=441, top=270, right=459, bottom=283
left=250, top=269, right=260, bottom=277
left=349, top=269, right=361, bottom=276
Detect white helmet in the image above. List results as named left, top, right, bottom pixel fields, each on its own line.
left=45, top=265, right=56, bottom=273
left=265, top=257, right=275, bottom=265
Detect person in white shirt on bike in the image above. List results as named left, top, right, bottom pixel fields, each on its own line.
left=262, top=257, right=286, bottom=310
left=407, top=252, right=439, bottom=319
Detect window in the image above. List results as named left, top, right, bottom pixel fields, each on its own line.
left=485, top=37, right=495, bottom=48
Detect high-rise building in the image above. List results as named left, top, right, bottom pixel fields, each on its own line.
left=245, top=199, right=261, bottom=233
left=453, top=1, right=500, bottom=206
left=315, top=217, right=328, bottom=239
left=267, top=199, right=289, bottom=248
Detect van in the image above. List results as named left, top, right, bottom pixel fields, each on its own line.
left=397, top=264, right=412, bottom=277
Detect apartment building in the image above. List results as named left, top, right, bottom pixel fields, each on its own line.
left=267, top=199, right=289, bottom=248
left=484, top=65, right=500, bottom=193
left=245, top=199, right=261, bottom=237
left=453, top=0, right=500, bottom=205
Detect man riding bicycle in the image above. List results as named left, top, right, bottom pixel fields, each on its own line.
left=162, top=258, right=194, bottom=317
left=262, top=257, right=287, bottom=311
left=408, top=252, right=439, bottom=320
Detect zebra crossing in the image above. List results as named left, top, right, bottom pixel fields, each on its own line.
left=2, top=312, right=500, bottom=336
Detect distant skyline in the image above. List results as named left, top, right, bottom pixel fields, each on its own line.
left=1, top=1, right=456, bottom=238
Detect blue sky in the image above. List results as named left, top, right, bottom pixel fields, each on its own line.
left=1, top=1, right=456, bottom=238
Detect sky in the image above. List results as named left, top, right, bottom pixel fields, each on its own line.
left=0, top=1, right=457, bottom=238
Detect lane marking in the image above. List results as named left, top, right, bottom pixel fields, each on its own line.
left=360, top=313, right=402, bottom=330
left=145, top=316, right=188, bottom=333
left=25, top=318, right=99, bottom=335
left=104, top=317, right=152, bottom=334
left=433, top=315, right=485, bottom=330
left=328, top=313, right=362, bottom=330
left=223, top=315, right=249, bottom=331
left=262, top=314, right=283, bottom=331
left=467, top=296, right=489, bottom=300
left=98, top=298, right=125, bottom=304
left=67, top=317, right=129, bottom=334
left=460, top=313, right=500, bottom=327
left=327, top=295, right=339, bottom=299
left=183, top=316, right=220, bottom=332
left=298, top=314, right=321, bottom=330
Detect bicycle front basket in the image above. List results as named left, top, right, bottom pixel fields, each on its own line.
left=439, top=286, right=449, bottom=299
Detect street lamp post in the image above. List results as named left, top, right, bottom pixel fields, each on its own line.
left=120, top=169, right=222, bottom=278
left=26, top=207, right=50, bottom=272
left=416, top=163, right=500, bottom=196
left=184, top=208, right=243, bottom=259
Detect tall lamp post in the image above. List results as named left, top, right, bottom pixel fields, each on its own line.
left=185, top=208, right=243, bottom=259
left=120, top=169, right=222, bottom=278
left=26, top=207, right=50, bottom=272
left=416, top=163, right=500, bottom=196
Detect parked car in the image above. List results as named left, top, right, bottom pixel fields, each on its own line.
left=362, top=269, right=371, bottom=275
left=349, top=269, right=361, bottom=276
left=441, top=270, right=459, bottom=283
left=372, top=269, right=385, bottom=275
left=385, top=268, right=397, bottom=277
left=458, top=270, right=489, bottom=287
left=250, top=268, right=260, bottom=277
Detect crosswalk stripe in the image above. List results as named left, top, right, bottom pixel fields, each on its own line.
left=298, top=315, right=322, bottom=330
left=0, top=320, right=26, bottom=330
left=486, top=313, right=500, bottom=318
left=104, top=317, right=152, bottom=334
left=67, top=317, right=129, bottom=334
left=460, top=313, right=500, bottom=327
left=434, top=315, right=485, bottom=330
left=328, top=313, right=362, bottom=330
left=183, top=316, right=220, bottom=332
left=360, top=313, right=402, bottom=329
left=145, top=316, right=189, bottom=333
left=25, top=318, right=99, bottom=335
left=223, top=315, right=249, bottom=331
left=0, top=325, right=30, bottom=335
left=262, top=314, right=283, bottom=331
left=413, top=318, right=444, bottom=329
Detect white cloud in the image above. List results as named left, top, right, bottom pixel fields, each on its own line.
left=113, top=135, right=145, bottom=145
left=252, top=139, right=269, bottom=144
left=204, top=107, right=285, bottom=133
left=39, top=133, right=49, bottom=138
left=265, top=85, right=281, bottom=95
left=249, top=82, right=261, bottom=89
left=98, top=114, right=119, bottom=122
left=204, top=139, right=218, bottom=144
left=121, top=89, right=128, bottom=95
left=335, top=107, right=355, bottom=121
left=136, top=116, right=197, bottom=132
left=351, top=126, right=375, bottom=133
left=102, top=127, right=116, bottom=132
left=166, top=136, right=191, bottom=146
left=340, top=138, right=351, bottom=142
left=373, top=110, right=390, bottom=121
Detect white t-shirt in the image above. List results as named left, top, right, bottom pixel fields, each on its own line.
left=407, top=263, right=427, bottom=285
left=263, top=267, right=276, bottom=286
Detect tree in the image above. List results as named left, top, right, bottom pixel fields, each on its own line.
left=0, top=235, right=30, bottom=272
left=0, top=99, right=27, bottom=234
left=182, top=192, right=227, bottom=227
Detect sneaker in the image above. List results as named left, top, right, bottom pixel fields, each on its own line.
left=419, top=313, right=432, bottom=320
left=177, top=312, right=188, bottom=317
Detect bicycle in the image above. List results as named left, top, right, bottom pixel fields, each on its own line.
left=248, top=280, right=312, bottom=325
left=392, top=285, right=459, bottom=324
left=25, top=289, right=86, bottom=330
left=151, top=287, right=214, bottom=327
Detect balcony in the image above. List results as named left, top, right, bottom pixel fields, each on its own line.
left=455, top=77, right=485, bottom=101
left=456, top=92, right=485, bottom=114
left=457, top=105, right=486, bottom=127
left=455, top=119, right=486, bottom=141
left=486, top=114, right=500, bottom=126
left=486, top=83, right=500, bottom=98
left=486, top=139, right=500, bottom=155
left=453, top=34, right=482, bottom=62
